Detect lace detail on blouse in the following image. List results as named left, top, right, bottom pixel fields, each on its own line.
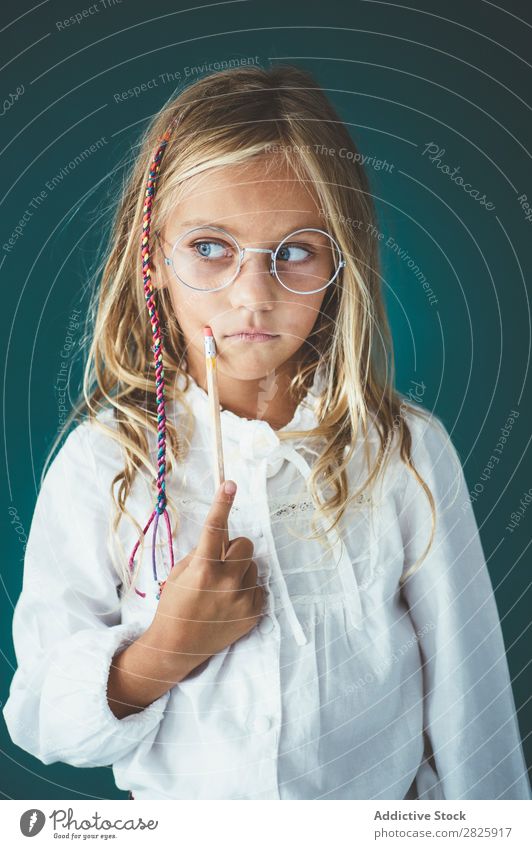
left=170, top=491, right=371, bottom=517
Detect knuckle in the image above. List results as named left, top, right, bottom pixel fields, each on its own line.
left=234, top=583, right=255, bottom=607
left=218, top=574, right=239, bottom=594
left=194, top=549, right=218, bottom=566
left=194, top=561, right=216, bottom=587
left=204, top=517, right=224, bottom=535
left=236, top=536, right=254, bottom=556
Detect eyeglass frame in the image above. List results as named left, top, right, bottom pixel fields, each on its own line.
left=154, top=225, right=346, bottom=295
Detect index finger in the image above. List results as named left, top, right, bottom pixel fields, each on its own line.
left=195, top=480, right=237, bottom=564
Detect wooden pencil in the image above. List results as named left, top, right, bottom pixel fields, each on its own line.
left=203, top=325, right=229, bottom=560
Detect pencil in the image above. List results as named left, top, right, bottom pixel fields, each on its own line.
left=203, top=326, right=229, bottom=560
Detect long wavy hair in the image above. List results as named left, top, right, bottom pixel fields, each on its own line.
left=44, top=63, right=443, bottom=594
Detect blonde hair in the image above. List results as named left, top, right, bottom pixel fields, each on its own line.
left=45, top=63, right=440, bottom=594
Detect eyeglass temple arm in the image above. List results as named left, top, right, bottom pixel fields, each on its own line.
left=153, top=230, right=172, bottom=265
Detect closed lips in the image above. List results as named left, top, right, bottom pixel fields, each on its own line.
left=225, top=329, right=278, bottom=336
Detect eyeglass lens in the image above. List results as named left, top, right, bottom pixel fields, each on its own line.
left=169, top=227, right=342, bottom=293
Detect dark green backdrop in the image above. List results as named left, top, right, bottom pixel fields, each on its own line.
left=1, top=0, right=530, bottom=799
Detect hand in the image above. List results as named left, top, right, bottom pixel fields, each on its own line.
left=149, top=480, right=267, bottom=678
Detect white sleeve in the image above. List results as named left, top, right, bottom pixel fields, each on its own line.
left=2, top=424, right=171, bottom=768
left=398, top=412, right=531, bottom=800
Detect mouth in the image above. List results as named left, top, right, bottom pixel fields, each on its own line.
left=224, top=331, right=280, bottom=342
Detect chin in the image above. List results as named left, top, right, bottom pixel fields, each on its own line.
left=217, top=358, right=286, bottom=382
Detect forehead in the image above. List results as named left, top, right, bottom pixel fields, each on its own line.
left=169, top=155, right=322, bottom=236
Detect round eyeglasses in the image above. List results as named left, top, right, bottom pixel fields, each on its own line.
left=155, top=225, right=346, bottom=294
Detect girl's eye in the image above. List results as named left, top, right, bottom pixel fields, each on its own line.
left=276, top=244, right=313, bottom=263
left=192, top=240, right=231, bottom=260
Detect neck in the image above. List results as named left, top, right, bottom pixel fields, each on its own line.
left=187, top=352, right=305, bottom=431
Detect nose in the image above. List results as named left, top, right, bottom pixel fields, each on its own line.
left=227, top=249, right=277, bottom=310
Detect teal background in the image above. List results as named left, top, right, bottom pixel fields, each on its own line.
left=1, top=0, right=530, bottom=799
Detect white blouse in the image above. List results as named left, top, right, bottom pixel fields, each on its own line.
left=3, top=371, right=530, bottom=800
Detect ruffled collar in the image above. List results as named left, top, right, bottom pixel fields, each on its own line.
left=171, top=364, right=326, bottom=444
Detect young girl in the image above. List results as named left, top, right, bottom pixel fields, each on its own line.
left=4, top=65, right=530, bottom=801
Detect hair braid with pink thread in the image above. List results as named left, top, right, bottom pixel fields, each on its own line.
left=128, top=114, right=180, bottom=600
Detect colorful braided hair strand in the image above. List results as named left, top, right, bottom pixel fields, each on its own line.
left=128, top=115, right=180, bottom=600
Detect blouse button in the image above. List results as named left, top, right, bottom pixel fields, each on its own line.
left=247, top=715, right=272, bottom=733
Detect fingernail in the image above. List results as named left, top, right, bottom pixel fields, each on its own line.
left=223, top=480, right=237, bottom=496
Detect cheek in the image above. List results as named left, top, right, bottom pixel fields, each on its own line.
left=282, top=294, right=326, bottom=333
left=168, top=287, right=213, bottom=332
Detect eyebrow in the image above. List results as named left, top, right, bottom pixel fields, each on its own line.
left=179, top=219, right=229, bottom=230
left=176, top=219, right=323, bottom=237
